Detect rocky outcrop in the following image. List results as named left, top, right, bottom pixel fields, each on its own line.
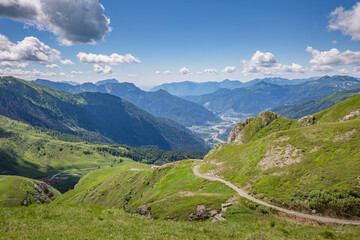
left=340, top=108, right=360, bottom=121
left=188, top=204, right=219, bottom=221
left=22, top=182, right=56, bottom=206
left=298, top=115, right=315, bottom=126
left=227, top=117, right=254, bottom=143
left=132, top=205, right=153, bottom=219
left=227, top=111, right=279, bottom=144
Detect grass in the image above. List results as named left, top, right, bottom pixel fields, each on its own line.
left=0, top=115, right=205, bottom=192
left=0, top=175, right=61, bottom=207
left=200, top=95, right=360, bottom=218
left=55, top=160, right=236, bottom=221
left=1, top=204, right=360, bottom=239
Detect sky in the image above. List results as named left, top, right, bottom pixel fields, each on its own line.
left=0, top=0, right=360, bottom=89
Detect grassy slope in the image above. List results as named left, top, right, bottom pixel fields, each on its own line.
left=2, top=204, right=360, bottom=240
left=200, top=95, right=360, bottom=218
left=0, top=175, right=61, bottom=207
left=0, top=115, right=205, bottom=193
left=273, top=88, right=360, bottom=119
left=56, top=160, right=236, bottom=221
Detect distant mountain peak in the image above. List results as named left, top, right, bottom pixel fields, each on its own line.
left=95, top=79, right=119, bottom=86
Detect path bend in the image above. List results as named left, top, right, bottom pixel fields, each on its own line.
left=193, top=163, right=360, bottom=225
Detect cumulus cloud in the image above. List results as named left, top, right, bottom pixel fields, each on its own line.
left=0, top=0, right=112, bottom=45
left=310, top=65, right=333, bottom=72
left=222, top=66, right=236, bottom=73
left=59, top=72, right=66, bottom=76
left=328, top=2, right=360, bottom=41
left=155, top=70, right=160, bottom=74
left=60, top=59, right=74, bottom=65
left=338, top=68, right=349, bottom=74
left=164, top=70, right=171, bottom=74
left=307, top=46, right=360, bottom=67
left=0, top=61, right=28, bottom=68
left=204, top=68, right=218, bottom=74
left=45, top=64, right=59, bottom=68
left=71, top=71, right=83, bottom=76
left=93, top=64, right=112, bottom=74
left=77, top=52, right=140, bottom=65
left=0, top=34, right=60, bottom=63
left=0, top=67, right=56, bottom=77
left=242, top=51, right=305, bottom=75
left=179, top=67, right=190, bottom=74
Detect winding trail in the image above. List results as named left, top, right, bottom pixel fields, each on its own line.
left=193, top=163, right=360, bottom=225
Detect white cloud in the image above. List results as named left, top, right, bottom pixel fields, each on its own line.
left=60, top=59, right=74, bottom=65
left=77, top=52, right=140, bottom=65
left=0, top=61, right=28, bottom=68
left=164, top=70, right=171, bottom=75
left=179, top=67, right=190, bottom=74
left=204, top=68, right=218, bottom=74
left=328, top=2, right=360, bottom=41
left=155, top=70, right=160, bottom=74
left=45, top=64, right=59, bottom=68
left=71, top=71, right=83, bottom=76
left=307, top=46, right=360, bottom=66
left=338, top=68, right=349, bottom=74
left=59, top=72, right=66, bottom=76
left=310, top=65, right=333, bottom=72
left=0, top=67, right=56, bottom=77
left=222, top=66, right=236, bottom=73
left=353, top=66, right=360, bottom=73
left=93, top=64, right=112, bottom=74
left=128, top=74, right=137, bottom=77
left=0, top=0, right=111, bottom=45
left=0, top=34, right=60, bottom=63
left=242, top=51, right=305, bottom=75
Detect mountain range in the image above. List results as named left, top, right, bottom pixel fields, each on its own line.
left=0, top=76, right=208, bottom=151
left=185, top=75, right=360, bottom=115
left=151, top=77, right=318, bottom=97
left=34, top=79, right=220, bottom=127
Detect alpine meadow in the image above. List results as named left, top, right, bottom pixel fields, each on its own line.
left=1, top=1, right=360, bottom=239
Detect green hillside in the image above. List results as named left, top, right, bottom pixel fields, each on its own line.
left=0, top=175, right=61, bottom=207
left=200, top=94, right=360, bottom=218
left=0, top=115, right=205, bottom=192
left=56, top=160, right=236, bottom=221
left=274, top=88, right=360, bottom=119
left=35, top=79, right=221, bottom=127
left=3, top=204, right=360, bottom=240
left=0, top=76, right=208, bottom=151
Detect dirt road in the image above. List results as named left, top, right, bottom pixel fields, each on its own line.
left=193, top=163, right=360, bottom=225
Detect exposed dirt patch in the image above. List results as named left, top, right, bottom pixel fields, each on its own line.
left=273, top=136, right=290, bottom=143
left=257, top=144, right=303, bottom=170
left=310, top=146, right=320, bottom=153
left=333, top=129, right=357, bottom=142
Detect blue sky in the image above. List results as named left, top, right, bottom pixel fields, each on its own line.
left=0, top=0, right=360, bottom=88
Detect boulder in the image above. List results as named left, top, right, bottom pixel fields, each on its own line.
left=132, top=205, right=153, bottom=219
left=211, top=214, right=227, bottom=222
left=298, top=115, right=315, bottom=126
left=188, top=204, right=219, bottom=221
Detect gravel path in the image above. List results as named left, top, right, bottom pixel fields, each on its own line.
left=193, top=163, right=360, bottom=225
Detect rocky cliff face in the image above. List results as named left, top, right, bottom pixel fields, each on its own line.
left=227, top=111, right=279, bottom=144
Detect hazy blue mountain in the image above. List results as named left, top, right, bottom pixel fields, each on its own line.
left=186, top=75, right=360, bottom=115
left=150, top=77, right=317, bottom=97
left=60, top=81, right=79, bottom=86
left=0, top=76, right=208, bottom=151
left=273, top=87, right=360, bottom=119
left=95, top=79, right=119, bottom=86
left=35, top=79, right=220, bottom=126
